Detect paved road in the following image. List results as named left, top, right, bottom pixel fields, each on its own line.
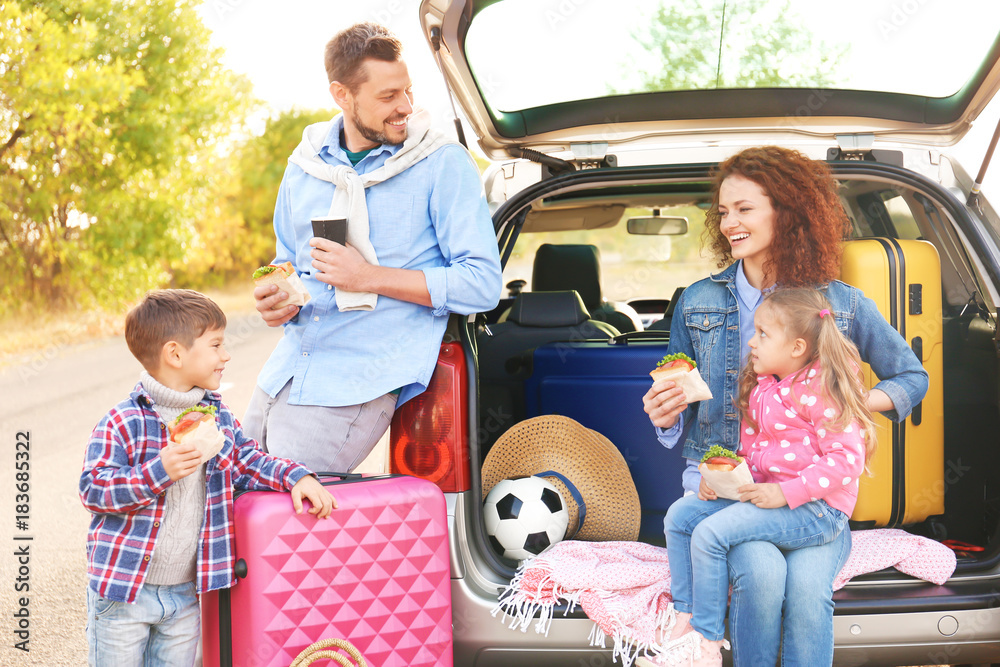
left=0, top=313, right=282, bottom=665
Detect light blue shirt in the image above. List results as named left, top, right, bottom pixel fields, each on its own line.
left=733, top=259, right=769, bottom=365
left=257, top=115, right=502, bottom=407
left=657, top=261, right=763, bottom=493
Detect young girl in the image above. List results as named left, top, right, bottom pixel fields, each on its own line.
left=654, top=288, right=877, bottom=667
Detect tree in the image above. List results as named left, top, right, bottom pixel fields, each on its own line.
left=235, top=108, right=336, bottom=263
left=0, top=0, right=255, bottom=310
left=630, top=0, right=846, bottom=93
left=172, top=108, right=335, bottom=287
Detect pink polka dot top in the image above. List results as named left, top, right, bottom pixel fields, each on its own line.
left=739, top=362, right=867, bottom=516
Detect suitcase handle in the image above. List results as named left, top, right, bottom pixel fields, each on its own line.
left=233, top=472, right=367, bottom=500
left=315, top=472, right=363, bottom=481
left=607, top=330, right=670, bottom=345
left=288, top=638, right=368, bottom=667
left=313, top=472, right=400, bottom=486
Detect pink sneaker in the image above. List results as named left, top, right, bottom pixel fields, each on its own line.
left=636, top=606, right=690, bottom=664
left=665, top=611, right=692, bottom=643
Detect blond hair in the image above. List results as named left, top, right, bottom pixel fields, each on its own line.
left=737, top=288, right=878, bottom=465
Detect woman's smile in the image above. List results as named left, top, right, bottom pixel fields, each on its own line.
left=718, top=174, right=776, bottom=286
left=729, top=231, right=751, bottom=246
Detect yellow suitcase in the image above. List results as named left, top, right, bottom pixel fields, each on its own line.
left=839, top=238, right=944, bottom=527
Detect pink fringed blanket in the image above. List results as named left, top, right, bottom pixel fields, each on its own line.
left=494, top=530, right=957, bottom=665
left=833, top=528, right=956, bottom=589
left=493, top=541, right=677, bottom=666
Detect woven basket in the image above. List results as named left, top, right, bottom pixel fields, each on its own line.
left=288, top=638, right=368, bottom=667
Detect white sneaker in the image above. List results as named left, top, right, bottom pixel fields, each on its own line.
left=636, top=629, right=729, bottom=667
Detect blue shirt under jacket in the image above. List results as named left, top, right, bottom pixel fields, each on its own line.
left=256, top=115, right=502, bottom=407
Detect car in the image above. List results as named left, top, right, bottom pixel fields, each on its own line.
left=381, top=1, right=1000, bottom=665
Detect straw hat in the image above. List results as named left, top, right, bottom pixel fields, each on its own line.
left=482, top=415, right=640, bottom=542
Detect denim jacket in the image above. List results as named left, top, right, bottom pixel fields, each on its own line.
left=668, top=263, right=929, bottom=463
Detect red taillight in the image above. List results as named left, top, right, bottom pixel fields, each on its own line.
left=390, top=342, right=470, bottom=492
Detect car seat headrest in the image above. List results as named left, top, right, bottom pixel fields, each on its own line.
left=507, top=291, right=592, bottom=327
left=664, top=286, right=685, bottom=317
left=532, top=244, right=602, bottom=308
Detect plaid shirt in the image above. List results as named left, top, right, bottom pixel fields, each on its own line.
left=80, top=383, right=312, bottom=603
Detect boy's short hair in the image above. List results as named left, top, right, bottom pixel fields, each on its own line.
left=125, top=289, right=227, bottom=370
left=324, top=22, right=402, bottom=91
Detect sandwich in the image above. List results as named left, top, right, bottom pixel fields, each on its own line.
left=700, top=445, right=743, bottom=471
left=697, top=445, right=754, bottom=499
left=650, top=353, right=697, bottom=382
left=167, top=406, right=225, bottom=464
left=649, top=353, right=713, bottom=402
left=252, top=261, right=310, bottom=309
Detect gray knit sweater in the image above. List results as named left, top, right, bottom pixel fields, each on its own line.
left=140, top=372, right=208, bottom=586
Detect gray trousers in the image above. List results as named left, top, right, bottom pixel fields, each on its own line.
left=242, top=381, right=398, bottom=473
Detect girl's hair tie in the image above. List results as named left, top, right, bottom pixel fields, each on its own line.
left=819, top=308, right=831, bottom=319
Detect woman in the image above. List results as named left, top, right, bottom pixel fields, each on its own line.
left=642, top=146, right=928, bottom=666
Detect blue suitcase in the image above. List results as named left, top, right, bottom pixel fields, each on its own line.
left=523, top=339, right=686, bottom=542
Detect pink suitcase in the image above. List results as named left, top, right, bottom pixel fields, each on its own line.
left=202, top=473, right=452, bottom=667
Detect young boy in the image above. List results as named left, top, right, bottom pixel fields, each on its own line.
left=79, top=289, right=335, bottom=667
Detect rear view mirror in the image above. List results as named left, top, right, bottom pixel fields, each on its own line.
left=626, top=213, right=689, bottom=235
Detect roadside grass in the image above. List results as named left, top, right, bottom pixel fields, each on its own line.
left=0, top=283, right=258, bottom=370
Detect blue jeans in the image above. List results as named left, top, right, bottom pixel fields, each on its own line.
left=728, top=529, right=852, bottom=667
left=665, top=495, right=848, bottom=642
left=86, top=581, right=200, bottom=667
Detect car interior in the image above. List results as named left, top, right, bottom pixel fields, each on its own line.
left=473, top=167, right=1000, bottom=574
left=528, top=243, right=644, bottom=333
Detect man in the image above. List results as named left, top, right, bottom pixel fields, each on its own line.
left=245, top=23, right=502, bottom=472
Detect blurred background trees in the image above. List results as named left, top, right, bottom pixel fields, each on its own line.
left=171, top=108, right=333, bottom=288
left=0, top=0, right=332, bottom=312
left=631, top=0, right=846, bottom=92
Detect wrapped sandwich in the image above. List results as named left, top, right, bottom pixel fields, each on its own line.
left=697, top=445, right=755, bottom=500
left=167, top=406, right=225, bottom=464
left=650, top=353, right=713, bottom=402
left=252, top=261, right=310, bottom=309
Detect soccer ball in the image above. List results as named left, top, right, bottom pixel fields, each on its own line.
left=484, top=476, right=570, bottom=562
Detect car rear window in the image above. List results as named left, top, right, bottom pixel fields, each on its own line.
left=465, top=0, right=1000, bottom=113
left=503, top=204, right=718, bottom=302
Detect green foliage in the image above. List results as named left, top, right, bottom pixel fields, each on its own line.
left=236, top=108, right=334, bottom=264
left=171, top=108, right=335, bottom=289
left=0, top=0, right=255, bottom=310
left=629, top=0, right=847, bottom=93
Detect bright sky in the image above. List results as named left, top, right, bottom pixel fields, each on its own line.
left=197, top=0, right=1000, bottom=198
left=197, top=0, right=453, bottom=128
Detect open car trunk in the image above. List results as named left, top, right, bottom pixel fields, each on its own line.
left=467, top=149, right=1000, bottom=589
left=415, top=1, right=1000, bottom=663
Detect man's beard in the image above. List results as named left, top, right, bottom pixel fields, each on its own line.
left=352, top=110, right=407, bottom=146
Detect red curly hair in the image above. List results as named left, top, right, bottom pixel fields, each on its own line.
left=703, top=146, right=850, bottom=287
